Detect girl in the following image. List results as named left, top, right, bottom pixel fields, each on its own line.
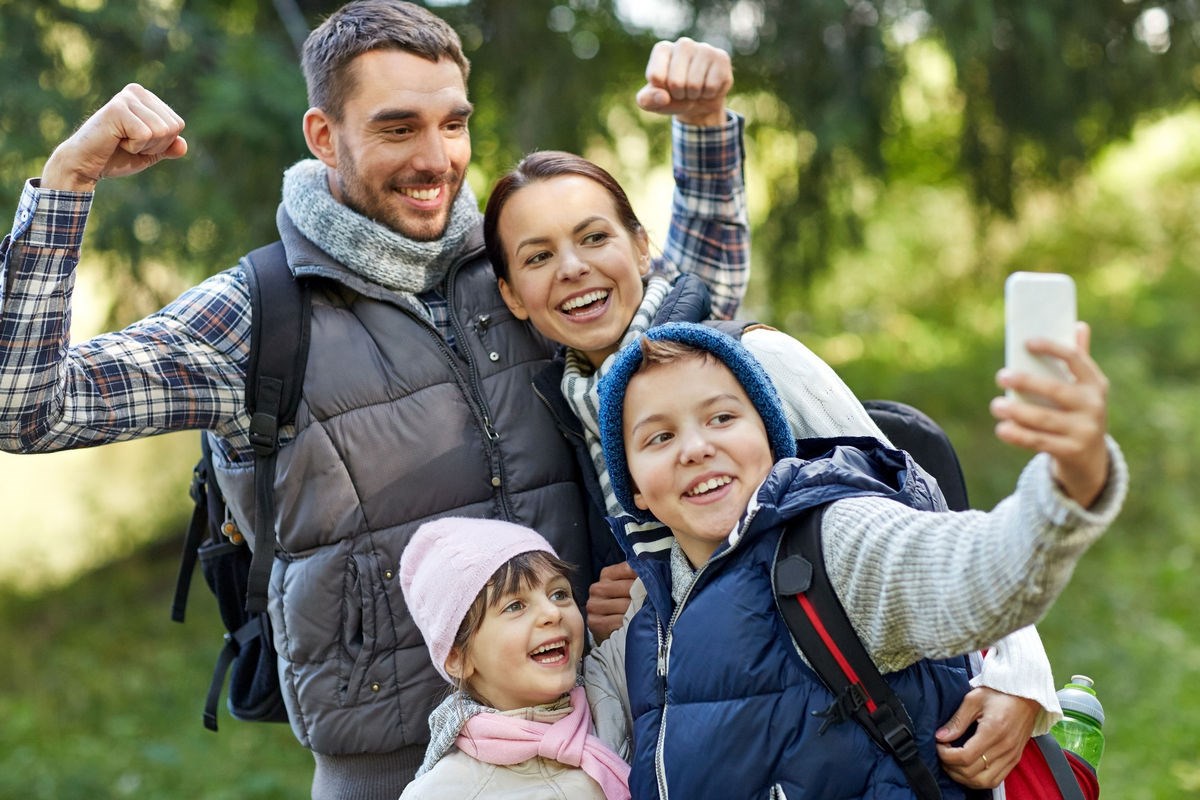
left=482, top=152, right=1062, bottom=790
left=398, top=516, right=631, bottom=799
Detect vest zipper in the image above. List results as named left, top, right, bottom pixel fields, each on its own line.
left=444, top=256, right=513, bottom=518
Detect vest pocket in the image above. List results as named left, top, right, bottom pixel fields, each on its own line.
left=340, top=552, right=382, bottom=705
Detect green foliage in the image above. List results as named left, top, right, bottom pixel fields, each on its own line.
left=5, top=1, right=1200, bottom=796
left=0, top=0, right=308, bottom=317
left=0, top=538, right=313, bottom=799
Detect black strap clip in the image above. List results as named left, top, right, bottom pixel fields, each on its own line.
left=813, top=682, right=867, bottom=735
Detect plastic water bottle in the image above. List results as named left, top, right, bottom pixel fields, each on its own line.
left=1050, top=674, right=1105, bottom=770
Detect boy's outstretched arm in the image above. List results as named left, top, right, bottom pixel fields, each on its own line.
left=990, top=322, right=1110, bottom=507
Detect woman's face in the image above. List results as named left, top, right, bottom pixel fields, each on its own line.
left=496, top=174, right=650, bottom=368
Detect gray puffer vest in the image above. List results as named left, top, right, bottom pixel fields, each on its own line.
left=213, top=210, right=593, bottom=756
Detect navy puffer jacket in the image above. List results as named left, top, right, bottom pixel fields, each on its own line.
left=613, top=440, right=972, bottom=800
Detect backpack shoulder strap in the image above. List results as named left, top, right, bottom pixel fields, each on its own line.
left=241, top=241, right=311, bottom=613
left=701, top=318, right=759, bottom=339
left=1034, top=734, right=1089, bottom=800
left=774, top=505, right=943, bottom=800
left=170, top=431, right=217, bottom=623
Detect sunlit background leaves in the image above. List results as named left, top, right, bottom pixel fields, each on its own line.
left=1, top=1, right=1198, bottom=797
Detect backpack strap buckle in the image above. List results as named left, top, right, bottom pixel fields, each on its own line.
left=873, top=703, right=921, bottom=765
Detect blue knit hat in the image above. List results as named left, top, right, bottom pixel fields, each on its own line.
left=597, top=322, right=797, bottom=521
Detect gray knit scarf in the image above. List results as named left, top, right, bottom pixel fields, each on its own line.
left=562, top=274, right=672, bottom=517
left=281, top=158, right=481, bottom=297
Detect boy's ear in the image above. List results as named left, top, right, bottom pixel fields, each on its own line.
left=444, top=647, right=474, bottom=682
left=497, top=278, right=530, bottom=320
left=633, top=488, right=650, bottom=511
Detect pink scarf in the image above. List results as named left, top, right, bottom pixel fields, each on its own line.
left=456, top=686, right=631, bottom=800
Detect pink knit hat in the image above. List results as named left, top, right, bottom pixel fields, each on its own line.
left=400, top=517, right=558, bottom=684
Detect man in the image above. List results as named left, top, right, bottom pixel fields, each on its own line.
left=0, top=1, right=746, bottom=796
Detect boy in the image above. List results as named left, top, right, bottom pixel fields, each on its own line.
left=588, top=322, right=1126, bottom=799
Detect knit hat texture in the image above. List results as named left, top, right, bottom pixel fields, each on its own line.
left=400, top=517, right=557, bottom=684
left=597, top=322, right=797, bottom=522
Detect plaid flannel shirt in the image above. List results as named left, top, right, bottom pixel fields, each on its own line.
left=0, top=112, right=748, bottom=462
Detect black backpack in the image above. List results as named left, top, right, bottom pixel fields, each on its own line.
left=170, top=241, right=311, bottom=731
left=775, top=400, right=1087, bottom=800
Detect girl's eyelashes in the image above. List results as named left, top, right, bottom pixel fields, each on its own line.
left=501, top=598, right=525, bottom=614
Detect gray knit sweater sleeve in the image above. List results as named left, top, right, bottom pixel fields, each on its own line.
left=822, top=438, right=1128, bottom=674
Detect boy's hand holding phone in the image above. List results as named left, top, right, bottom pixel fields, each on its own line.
left=993, top=273, right=1111, bottom=508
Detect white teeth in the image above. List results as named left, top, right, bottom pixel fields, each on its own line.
left=401, top=187, right=441, bottom=201
left=531, top=641, right=565, bottom=656
left=560, top=290, right=608, bottom=312
left=687, top=476, right=731, bottom=497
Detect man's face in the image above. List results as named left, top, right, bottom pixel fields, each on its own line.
left=326, top=50, right=472, bottom=241
left=623, top=356, right=775, bottom=566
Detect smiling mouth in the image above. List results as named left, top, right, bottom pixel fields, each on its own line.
left=686, top=475, right=733, bottom=497
left=400, top=186, right=442, bottom=202
left=529, top=639, right=570, bottom=665
left=558, top=290, right=609, bottom=315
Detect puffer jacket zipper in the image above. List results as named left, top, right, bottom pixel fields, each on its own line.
left=651, top=510, right=755, bottom=799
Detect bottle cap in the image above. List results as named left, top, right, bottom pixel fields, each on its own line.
left=1057, top=674, right=1105, bottom=726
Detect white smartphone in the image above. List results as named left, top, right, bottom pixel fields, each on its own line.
left=1004, top=271, right=1076, bottom=404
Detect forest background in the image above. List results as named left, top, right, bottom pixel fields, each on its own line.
left=1, top=0, right=1197, bottom=797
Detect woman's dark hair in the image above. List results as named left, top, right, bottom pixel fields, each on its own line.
left=483, top=150, right=646, bottom=282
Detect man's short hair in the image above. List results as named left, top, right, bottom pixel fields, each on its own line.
left=302, top=0, right=471, bottom=121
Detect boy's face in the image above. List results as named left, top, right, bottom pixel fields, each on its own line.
left=623, top=356, right=775, bottom=566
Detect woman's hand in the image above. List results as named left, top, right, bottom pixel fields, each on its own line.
left=934, top=687, right=1041, bottom=788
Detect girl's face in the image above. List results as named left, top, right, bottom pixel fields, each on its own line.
left=446, top=564, right=585, bottom=711
left=496, top=175, right=651, bottom=368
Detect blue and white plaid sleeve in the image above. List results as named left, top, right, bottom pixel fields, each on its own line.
left=657, top=111, right=750, bottom=320
left=0, top=179, right=250, bottom=456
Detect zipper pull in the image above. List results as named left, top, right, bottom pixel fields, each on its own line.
left=657, top=624, right=668, bottom=677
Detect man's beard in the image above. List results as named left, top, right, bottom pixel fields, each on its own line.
left=335, top=146, right=462, bottom=242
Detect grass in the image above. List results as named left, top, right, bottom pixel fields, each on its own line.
left=0, top=536, right=313, bottom=799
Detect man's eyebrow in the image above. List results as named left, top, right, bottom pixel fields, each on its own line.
left=369, top=103, right=474, bottom=125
